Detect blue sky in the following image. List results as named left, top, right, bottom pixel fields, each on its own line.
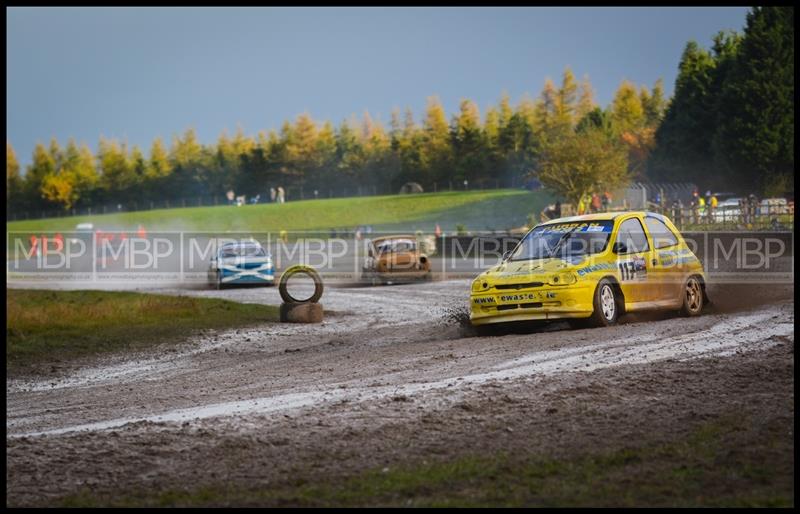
left=7, top=7, right=749, bottom=166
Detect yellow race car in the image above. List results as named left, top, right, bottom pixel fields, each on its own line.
left=470, top=212, right=708, bottom=330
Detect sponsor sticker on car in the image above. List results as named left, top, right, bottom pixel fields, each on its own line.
left=618, top=257, right=647, bottom=281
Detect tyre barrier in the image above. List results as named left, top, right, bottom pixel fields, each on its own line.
left=278, top=265, right=324, bottom=323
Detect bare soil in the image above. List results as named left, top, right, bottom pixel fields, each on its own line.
left=5, top=281, right=794, bottom=507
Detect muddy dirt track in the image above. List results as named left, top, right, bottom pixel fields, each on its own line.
left=6, top=280, right=795, bottom=506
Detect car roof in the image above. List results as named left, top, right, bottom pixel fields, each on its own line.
left=540, top=212, right=623, bottom=224
left=371, top=235, right=416, bottom=243
left=539, top=211, right=674, bottom=226
left=376, top=238, right=415, bottom=245
left=221, top=241, right=262, bottom=247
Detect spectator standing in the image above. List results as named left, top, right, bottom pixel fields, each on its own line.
left=554, top=200, right=562, bottom=218
left=689, top=190, right=699, bottom=224
left=748, top=193, right=758, bottom=224
left=709, top=193, right=718, bottom=222
left=591, top=193, right=601, bottom=213
left=739, top=197, right=749, bottom=224
left=671, top=198, right=684, bottom=228
left=541, top=204, right=556, bottom=222
left=697, top=196, right=706, bottom=224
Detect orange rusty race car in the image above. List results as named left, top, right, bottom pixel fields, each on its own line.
left=362, top=235, right=432, bottom=284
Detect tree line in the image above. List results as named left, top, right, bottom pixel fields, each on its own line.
left=6, top=69, right=664, bottom=213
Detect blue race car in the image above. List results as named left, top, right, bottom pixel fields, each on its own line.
left=209, top=240, right=275, bottom=289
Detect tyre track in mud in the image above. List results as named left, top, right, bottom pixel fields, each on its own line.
left=6, top=281, right=793, bottom=438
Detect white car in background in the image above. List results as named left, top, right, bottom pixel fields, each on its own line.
left=712, top=198, right=742, bottom=223
left=759, top=198, right=789, bottom=216
left=69, top=222, right=95, bottom=245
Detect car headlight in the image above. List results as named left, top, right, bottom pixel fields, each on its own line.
left=472, top=279, right=490, bottom=292
left=548, top=272, right=577, bottom=286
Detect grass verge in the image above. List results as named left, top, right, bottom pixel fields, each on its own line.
left=7, top=289, right=278, bottom=376
left=58, top=413, right=793, bottom=507
left=6, top=190, right=549, bottom=234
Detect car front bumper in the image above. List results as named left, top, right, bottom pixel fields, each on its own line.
left=216, top=266, right=275, bottom=284
left=469, top=283, right=595, bottom=325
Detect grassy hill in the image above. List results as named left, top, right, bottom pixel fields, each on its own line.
left=6, top=189, right=551, bottom=234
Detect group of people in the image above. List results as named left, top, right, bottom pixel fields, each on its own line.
left=577, top=192, right=613, bottom=215
left=668, top=189, right=764, bottom=226
left=226, top=187, right=287, bottom=206
left=687, top=189, right=718, bottom=221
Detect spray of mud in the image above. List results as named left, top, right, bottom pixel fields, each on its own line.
left=441, top=301, right=472, bottom=332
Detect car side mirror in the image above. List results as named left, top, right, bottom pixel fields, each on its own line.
left=612, top=242, right=628, bottom=254
left=502, top=250, right=512, bottom=261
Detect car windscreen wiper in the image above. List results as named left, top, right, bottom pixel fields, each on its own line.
left=549, top=226, right=579, bottom=258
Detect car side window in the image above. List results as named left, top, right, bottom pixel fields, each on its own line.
left=644, top=217, right=679, bottom=249
left=615, top=218, right=649, bottom=254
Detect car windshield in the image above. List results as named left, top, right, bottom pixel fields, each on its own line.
left=375, top=240, right=415, bottom=254
left=509, top=220, right=614, bottom=261
left=220, top=244, right=267, bottom=258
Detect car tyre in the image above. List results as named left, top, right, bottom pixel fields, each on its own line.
left=680, top=275, right=704, bottom=317
left=215, top=270, right=224, bottom=290
left=588, top=278, right=619, bottom=327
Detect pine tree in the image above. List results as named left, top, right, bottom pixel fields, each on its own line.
left=610, top=80, right=645, bottom=134
left=389, top=108, right=402, bottom=151
left=148, top=137, right=172, bottom=180
left=576, top=75, right=596, bottom=121
left=641, top=79, right=666, bottom=127
left=75, top=143, right=99, bottom=206
left=48, top=138, right=63, bottom=173
left=714, top=6, right=793, bottom=193
left=649, top=41, right=719, bottom=183
left=25, top=142, right=56, bottom=210
left=168, top=128, right=208, bottom=197
left=98, top=137, right=137, bottom=202
left=555, top=67, right=578, bottom=131
left=504, top=96, right=539, bottom=184
left=396, top=107, right=423, bottom=188
left=335, top=119, right=365, bottom=187
left=420, top=96, right=452, bottom=187
left=452, top=99, right=485, bottom=185
left=7, top=142, right=23, bottom=207
left=534, top=78, right=558, bottom=137
left=316, top=120, right=337, bottom=170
